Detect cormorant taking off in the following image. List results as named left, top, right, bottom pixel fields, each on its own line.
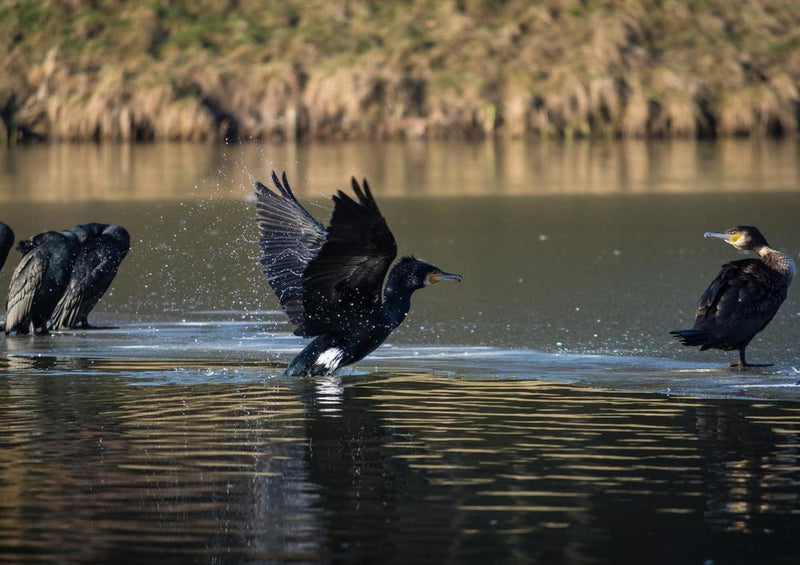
left=671, top=226, right=795, bottom=369
left=50, top=223, right=130, bottom=330
left=0, top=222, right=13, bottom=271
left=255, top=171, right=462, bottom=376
left=5, top=230, right=80, bottom=335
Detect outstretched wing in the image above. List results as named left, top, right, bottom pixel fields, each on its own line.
left=5, top=248, right=45, bottom=332
left=693, top=259, right=787, bottom=346
left=300, top=177, right=397, bottom=336
left=255, top=171, right=327, bottom=332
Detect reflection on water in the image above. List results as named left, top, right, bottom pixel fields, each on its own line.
left=1, top=139, right=800, bottom=562
left=1, top=370, right=799, bottom=564
left=1, top=139, right=800, bottom=202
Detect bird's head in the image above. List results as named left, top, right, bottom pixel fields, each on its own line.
left=103, top=225, right=131, bottom=251
left=72, top=223, right=108, bottom=243
left=385, top=256, right=462, bottom=296
left=72, top=223, right=130, bottom=251
left=704, top=225, right=769, bottom=251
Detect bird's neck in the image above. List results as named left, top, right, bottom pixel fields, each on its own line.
left=381, top=287, right=412, bottom=330
left=757, top=246, right=796, bottom=279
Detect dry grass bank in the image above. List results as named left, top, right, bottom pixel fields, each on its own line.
left=2, top=0, right=800, bottom=142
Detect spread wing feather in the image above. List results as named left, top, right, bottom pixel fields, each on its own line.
left=300, top=178, right=397, bottom=336
left=255, top=171, right=327, bottom=333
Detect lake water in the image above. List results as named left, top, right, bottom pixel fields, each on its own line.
left=1, top=140, right=799, bottom=563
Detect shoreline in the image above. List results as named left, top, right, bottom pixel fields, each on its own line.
left=4, top=1, right=800, bottom=144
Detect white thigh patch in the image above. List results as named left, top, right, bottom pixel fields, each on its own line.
left=317, top=347, right=345, bottom=370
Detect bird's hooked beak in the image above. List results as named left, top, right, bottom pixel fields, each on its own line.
left=704, top=230, right=741, bottom=245
left=426, top=271, right=463, bottom=285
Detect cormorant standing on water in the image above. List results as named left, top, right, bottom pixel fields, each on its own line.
left=255, top=172, right=462, bottom=376
left=50, top=223, right=130, bottom=330
left=0, top=222, right=13, bottom=271
left=5, top=230, right=80, bottom=335
left=671, top=226, right=795, bottom=369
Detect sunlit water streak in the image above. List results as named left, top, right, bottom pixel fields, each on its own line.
left=3, top=140, right=800, bottom=202
left=2, top=322, right=799, bottom=401
left=1, top=348, right=800, bottom=563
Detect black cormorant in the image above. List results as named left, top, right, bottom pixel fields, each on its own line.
left=50, top=223, right=131, bottom=330
left=5, top=230, right=80, bottom=335
left=255, top=171, right=462, bottom=376
left=0, top=222, right=13, bottom=271
left=671, top=226, right=795, bottom=369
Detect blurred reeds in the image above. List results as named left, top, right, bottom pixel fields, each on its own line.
left=2, top=0, right=800, bottom=143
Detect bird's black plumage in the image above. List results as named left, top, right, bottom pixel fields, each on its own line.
left=300, top=177, right=398, bottom=337
left=671, top=226, right=795, bottom=369
left=50, top=223, right=130, bottom=330
left=255, top=171, right=461, bottom=376
left=0, top=222, right=13, bottom=271
left=255, top=172, right=328, bottom=334
left=5, top=230, right=80, bottom=335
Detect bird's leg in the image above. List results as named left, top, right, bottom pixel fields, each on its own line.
left=79, top=317, right=114, bottom=330
left=730, top=347, right=773, bottom=369
left=730, top=348, right=748, bottom=370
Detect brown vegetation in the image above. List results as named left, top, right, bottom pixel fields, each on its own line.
left=2, top=0, right=800, bottom=142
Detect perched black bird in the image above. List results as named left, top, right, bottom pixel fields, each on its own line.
left=255, top=171, right=462, bottom=376
left=0, top=222, right=13, bottom=271
left=50, top=223, right=130, bottom=330
left=671, top=226, right=795, bottom=369
left=5, top=230, right=80, bottom=335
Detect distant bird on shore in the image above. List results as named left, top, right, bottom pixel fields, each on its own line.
left=5, top=230, right=80, bottom=335
left=50, top=223, right=130, bottom=330
left=671, top=226, right=795, bottom=369
left=0, top=222, right=13, bottom=271
left=255, top=171, right=462, bottom=376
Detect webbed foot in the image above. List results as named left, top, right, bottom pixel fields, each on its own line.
left=80, top=323, right=117, bottom=330
left=730, top=361, right=773, bottom=370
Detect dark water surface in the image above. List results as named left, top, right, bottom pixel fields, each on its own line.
left=1, top=140, right=800, bottom=563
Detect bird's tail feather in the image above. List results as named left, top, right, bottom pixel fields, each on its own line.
left=670, top=329, right=710, bottom=347
left=49, top=285, right=82, bottom=330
